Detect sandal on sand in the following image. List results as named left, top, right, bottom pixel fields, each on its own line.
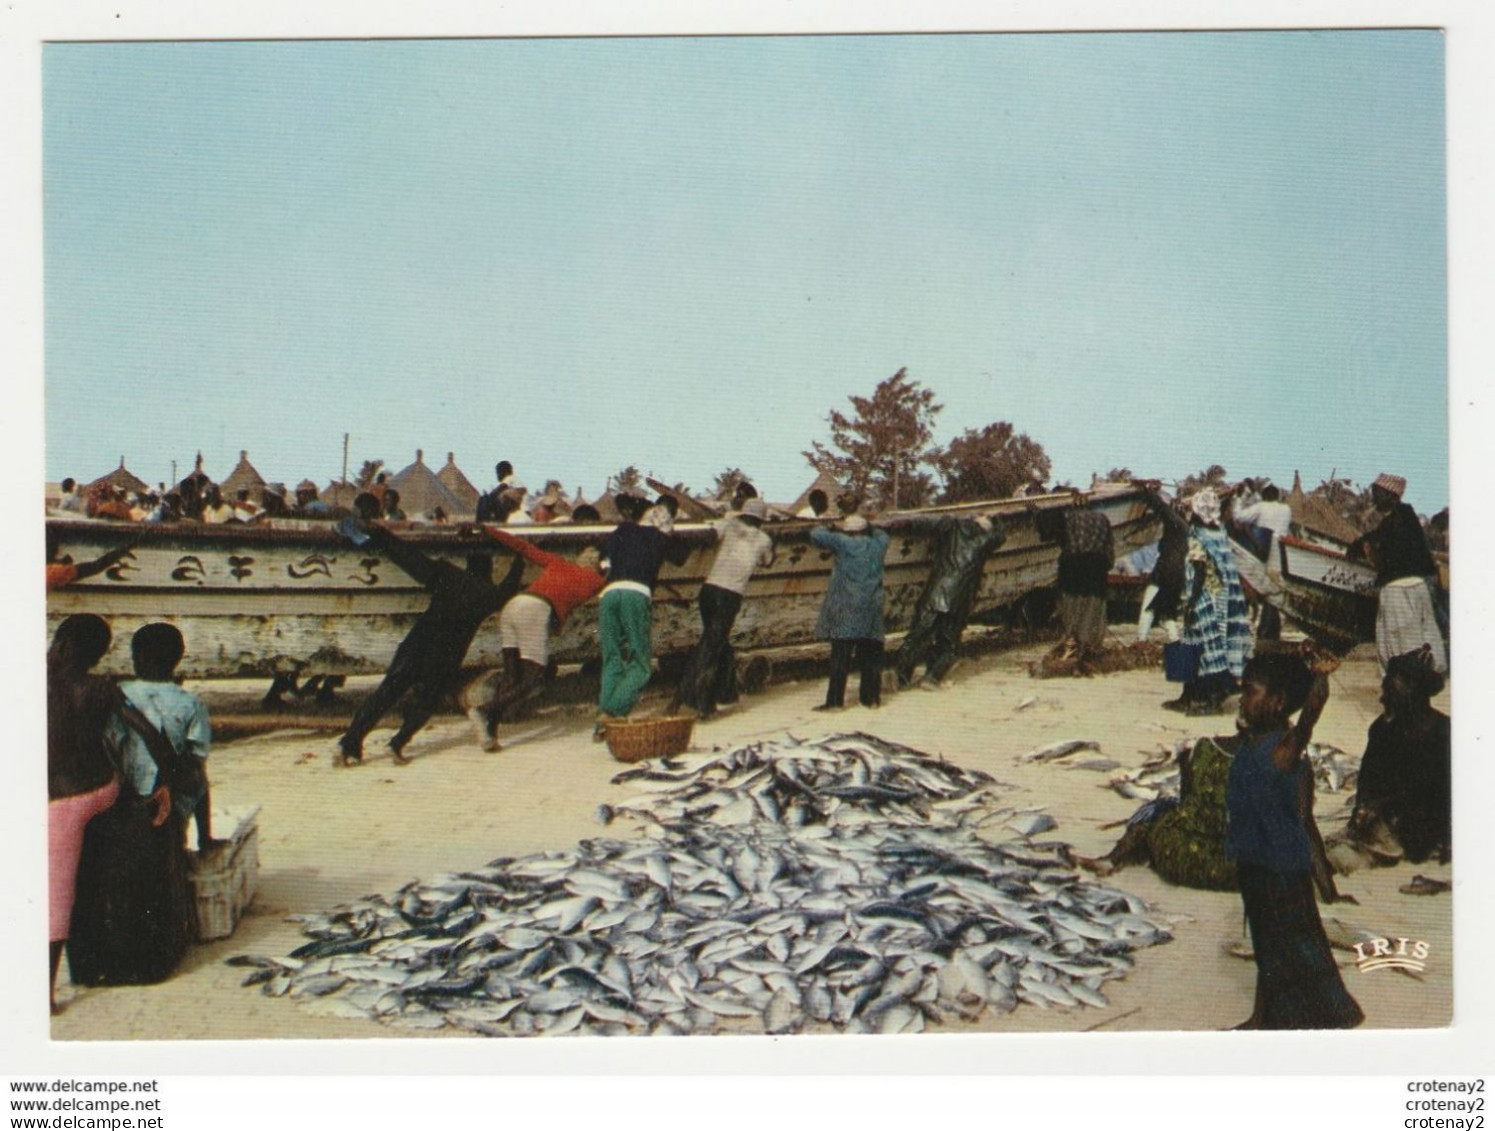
left=1398, top=874, right=1451, bottom=896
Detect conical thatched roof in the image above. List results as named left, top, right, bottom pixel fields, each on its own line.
left=590, top=490, right=624, bottom=523
left=220, top=450, right=268, bottom=501
left=88, top=456, right=150, bottom=496
left=436, top=452, right=481, bottom=511
left=1287, top=471, right=1364, bottom=546
left=389, top=450, right=469, bottom=519
left=323, top=479, right=358, bottom=508
left=788, top=469, right=841, bottom=515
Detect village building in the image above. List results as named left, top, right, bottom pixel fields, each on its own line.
left=436, top=452, right=481, bottom=514
left=388, top=449, right=471, bottom=520
left=87, top=456, right=151, bottom=498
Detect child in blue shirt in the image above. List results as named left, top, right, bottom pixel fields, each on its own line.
left=1225, top=648, right=1362, bottom=1029
left=108, top=624, right=217, bottom=852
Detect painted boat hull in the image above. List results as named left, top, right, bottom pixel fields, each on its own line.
left=1230, top=534, right=1379, bottom=647
left=46, top=486, right=1161, bottom=679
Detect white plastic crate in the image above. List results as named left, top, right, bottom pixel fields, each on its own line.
left=189, top=806, right=261, bottom=942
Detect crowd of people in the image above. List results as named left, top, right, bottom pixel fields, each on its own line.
left=46, top=461, right=1451, bottom=1030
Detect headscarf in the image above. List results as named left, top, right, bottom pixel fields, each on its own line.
left=1189, top=489, right=1221, bottom=526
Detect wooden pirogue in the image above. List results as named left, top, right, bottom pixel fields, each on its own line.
left=46, top=483, right=1161, bottom=680
left=1229, top=534, right=1380, bottom=649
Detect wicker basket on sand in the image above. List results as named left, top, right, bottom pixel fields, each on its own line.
left=602, top=715, right=696, bottom=763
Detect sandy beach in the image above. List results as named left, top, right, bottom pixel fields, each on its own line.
left=49, top=634, right=1453, bottom=1040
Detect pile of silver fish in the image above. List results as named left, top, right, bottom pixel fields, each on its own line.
left=232, top=732, right=1171, bottom=1036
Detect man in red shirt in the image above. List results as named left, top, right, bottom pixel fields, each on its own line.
left=469, top=526, right=607, bottom=749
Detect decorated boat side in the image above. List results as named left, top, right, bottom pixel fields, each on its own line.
left=1230, top=533, right=1379, bottom=647
left=46, top=483, right=1161, bottom=679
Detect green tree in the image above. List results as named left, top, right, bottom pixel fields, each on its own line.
left=936, top=422, right=1051, bottom=504
left=804, top=368, right=943, bottom=510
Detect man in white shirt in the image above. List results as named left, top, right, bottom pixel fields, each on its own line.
left=1230, top=480, right=1294, bottom=640
left=1232, top=481, right=1293, bottom=560
left=672, top=499, right=775, bottom=719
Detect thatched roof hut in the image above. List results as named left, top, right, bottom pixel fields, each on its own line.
left=589, top=490, right=624, bottom=523
left=389, top=450, right=469, bottom=519
left=220, top=450, right=268, bottom=502
left=88, top=457, right=151, bottom=497
left=787, top=469, right=841, bottom=515
left=436, top=452, right=481, bottom=512
left=323, top=479, right=359, bottom=508
left=1286, top=471, right=1364, bottom=546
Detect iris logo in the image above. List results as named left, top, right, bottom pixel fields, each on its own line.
left=1352, top=936, right=1430, bottom=974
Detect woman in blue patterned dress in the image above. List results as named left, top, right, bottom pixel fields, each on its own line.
left=1170, top=489, right=1252, bottom=716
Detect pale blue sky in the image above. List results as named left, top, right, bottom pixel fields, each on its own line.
left=43, top=31, right=1448, bottom=511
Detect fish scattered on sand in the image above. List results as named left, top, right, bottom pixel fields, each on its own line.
left=1020, top=740, right=1101, bottom=764
left=1097, top=740, right=1357, bottom=802
left=234, top=732, right=1171, bottom=1037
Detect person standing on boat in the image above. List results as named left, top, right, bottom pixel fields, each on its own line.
left=1348, top=473, right=1447, bottom=675
left=471, top=526, right=607, bottom=750
left=334, top=518, right=524, bottom=765
left=476, top=461, right=526, bottom=524
left=594, top=494, right=692, bottom=733
left=811, top=514, right=892, bottom=710
left=54, top=477, right=87, bottom=514
left=1172, top=489, right=1253, bottom=715
left=672, top=498, right=776, bottom=720
left=293, top=479, right=334, bottom=518
left=893, top=513, right=1007, bottom=690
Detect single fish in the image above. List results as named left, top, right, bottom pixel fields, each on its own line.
left=1020, top=740, right=1101, bottom=763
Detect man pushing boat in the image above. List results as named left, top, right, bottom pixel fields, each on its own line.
left=333, top=516, right=524, bottom=766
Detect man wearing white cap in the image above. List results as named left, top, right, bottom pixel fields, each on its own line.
left=1350, top=474, right=1447, bottom=674
left=810, top=513, right=892, bottom=710
left=672, top=498, right=776, bottom=719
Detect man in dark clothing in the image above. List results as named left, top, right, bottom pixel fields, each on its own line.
left=1348, top=473, right=1446, bottom=673
left=1136, top=487, right=1190, bottom=642
left=1036, top=493, right=1115, bottom=663
left=336, top=521, right=523, bottom=765
left=476, top=460, right=523, bottom=523
left=894, top=513, right=1007, bottom=689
